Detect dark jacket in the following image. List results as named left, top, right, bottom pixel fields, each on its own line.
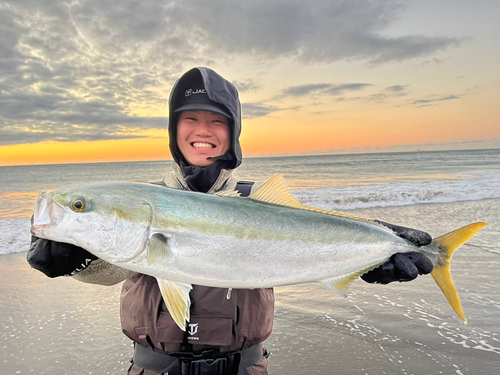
left=121, top=68, right=274, bottom=374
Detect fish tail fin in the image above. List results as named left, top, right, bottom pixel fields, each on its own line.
left=431, top=222, right=486, bottom=323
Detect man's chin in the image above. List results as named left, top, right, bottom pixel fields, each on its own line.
left=185, top=155, right=217, bottom=167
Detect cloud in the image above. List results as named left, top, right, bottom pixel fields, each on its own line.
left=280, top=83, right=409, bottom=104
left=412, top=95, right=461, bottom=106
left=385, top=85, right=407, bottom=93
left=178, top=0, right=460, bottom=64
left=0, top=88, right=167, bottom=144
left=283, top=83, right=372, bottom=97
left=0, top=0, right=462, bottom=146
left=420, top=57, right=447, bottom=66
left=233, top=80, right=260, bottom=92
left=241, top=103, right=279, bottom=119
left=0, top=128, right=147, bottom=146
left=350, top=84, right=409, bottom=103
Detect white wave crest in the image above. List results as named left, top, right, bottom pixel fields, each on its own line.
left=293, top=171, right=500, bottom=210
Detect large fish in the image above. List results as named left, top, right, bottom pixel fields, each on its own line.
left=31, top=174, right=486, bottom=330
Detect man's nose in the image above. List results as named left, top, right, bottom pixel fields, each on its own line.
left=194, top=121, right=212, bottom=134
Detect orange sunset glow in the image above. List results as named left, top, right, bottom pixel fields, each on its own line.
left=1, top=1, right=499, bottom=166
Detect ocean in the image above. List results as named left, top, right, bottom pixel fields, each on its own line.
left=1, top=148, right=499, bottom=374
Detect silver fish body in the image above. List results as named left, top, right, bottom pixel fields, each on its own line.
left=31, top=175, right=486, bottom=329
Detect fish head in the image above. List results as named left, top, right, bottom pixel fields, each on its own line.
left=31, top=183, right=153, bottom=263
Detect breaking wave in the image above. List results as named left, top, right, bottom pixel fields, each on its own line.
left=293, top=171, right=500, bottom=210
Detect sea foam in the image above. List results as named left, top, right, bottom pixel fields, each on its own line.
left=0, top=218, right=31, bottom=255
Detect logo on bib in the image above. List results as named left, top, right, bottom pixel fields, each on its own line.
left=187, top=323, right=199, bottom=340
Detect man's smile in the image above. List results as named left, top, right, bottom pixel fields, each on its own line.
left=191, top=142, right=216, bottom=149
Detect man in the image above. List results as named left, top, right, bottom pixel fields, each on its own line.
left=27, top=67, right=433, bottom=375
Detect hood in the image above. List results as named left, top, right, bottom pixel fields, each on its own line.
left=168, top=67, right=242, bottom=170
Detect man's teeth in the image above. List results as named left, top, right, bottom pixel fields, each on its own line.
left=192, top=142, right=215, bottom=149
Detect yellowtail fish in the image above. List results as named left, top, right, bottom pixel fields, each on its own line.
left=31, top=174, right=486, bottom=330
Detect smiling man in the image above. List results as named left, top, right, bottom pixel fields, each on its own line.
left=117, top=68, right=276, bottom=374
left=27, top=67, right=433, bottom=375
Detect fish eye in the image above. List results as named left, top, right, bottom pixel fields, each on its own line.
left=71, top=198, right=86, bottom=212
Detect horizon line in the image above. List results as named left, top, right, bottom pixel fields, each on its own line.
left=1, top=146, right=498, bottom=168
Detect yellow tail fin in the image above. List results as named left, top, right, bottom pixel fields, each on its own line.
left=431, top=222, right=486, bottom=323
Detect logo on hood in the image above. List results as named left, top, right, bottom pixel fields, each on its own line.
left=185, top=88, right=206, bottom=97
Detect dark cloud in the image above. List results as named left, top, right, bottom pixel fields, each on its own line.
left=0, top=0, right=462, bottom=146
left=179, top=0, right=460, bottom=64
left=0, top=128, right=147, bottom=146
left=283, top=83, right=372, bottom=97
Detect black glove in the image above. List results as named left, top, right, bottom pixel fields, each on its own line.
left=374, top=220, right=432, bottom=247
left=361, top=221, right=433, bottom=284
left=27, top=236, right=98, bottom=278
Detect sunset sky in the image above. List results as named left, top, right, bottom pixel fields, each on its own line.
left=1, top=0, right=499, bottom=166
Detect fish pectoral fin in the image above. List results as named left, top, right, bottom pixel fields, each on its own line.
left=321, top=267, right=376, bottom=297
left=147, top=234, right=174, bottom=265
left=156, top=278, right=192, bottom=331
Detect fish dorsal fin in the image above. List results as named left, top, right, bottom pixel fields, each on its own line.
left=249, top=174, right=372, bottom=223
left=156, top=278, right=192, bottom=331
left=249, top=174, right=303, bottom=208
left=215, top=190, right=241, bottom=198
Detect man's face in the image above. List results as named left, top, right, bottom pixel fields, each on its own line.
left=176, top=110, right=230, bottom=167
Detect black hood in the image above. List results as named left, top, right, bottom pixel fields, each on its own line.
left=168, top=67, right=243, bottom=171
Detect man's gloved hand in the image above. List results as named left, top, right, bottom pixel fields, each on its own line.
left=27, top=236, right=97, bottom=278
left=361, top=220, right=433, bottom=284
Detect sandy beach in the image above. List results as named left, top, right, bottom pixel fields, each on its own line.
left=0, top=251, right=131, bottom=374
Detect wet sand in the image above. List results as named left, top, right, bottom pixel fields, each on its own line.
left=0, top=251, right=131, bottom=374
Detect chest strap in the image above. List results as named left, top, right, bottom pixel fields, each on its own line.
left=234, top=181, right=254, bottom=197
left=132, top=342, right=263, bottom=375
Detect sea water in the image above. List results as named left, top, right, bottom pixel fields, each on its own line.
left=0, top=149, right=499, bottom=374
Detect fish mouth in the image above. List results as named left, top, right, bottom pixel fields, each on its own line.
left=190, top=141, right=216, bottom=149
left=31, top=192, right=65, bottom=235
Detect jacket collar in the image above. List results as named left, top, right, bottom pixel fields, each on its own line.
left=163, top=162, right=238, bottom=194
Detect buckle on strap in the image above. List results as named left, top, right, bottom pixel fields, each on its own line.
left=182, top=357, right=235, bottom=375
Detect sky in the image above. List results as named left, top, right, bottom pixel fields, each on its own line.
left=0, top=0, right=499, bottom=166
